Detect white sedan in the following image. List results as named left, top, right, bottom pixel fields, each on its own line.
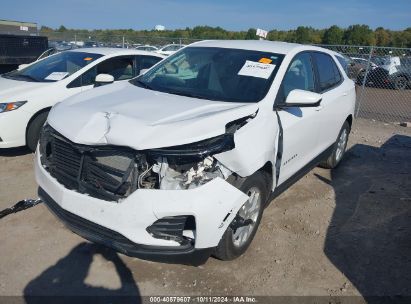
left=0, top=48, right=164, bottom=150
left=155, top=44, right=186, bottom=56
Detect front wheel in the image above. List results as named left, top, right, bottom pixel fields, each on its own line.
left=26, top=111, right=49, bottom=152
left=214, top=171, right=269, bottom=260
left=319, top=121, right=350, bottom=169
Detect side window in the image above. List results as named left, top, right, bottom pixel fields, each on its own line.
left=96, top=56, right=134, bottom=80
left=67, top=56, right=134, bottom=88
left=67, top=66, right=96, bottom=88
left=335, top=55, right=349, bottom=75
left=333, top=60, right=342, bottom=83
left=280, top=52, right=315, bottom=102
left=136, top=56, right=162, bottom=75
left=312, top=52, right=342, bottom=92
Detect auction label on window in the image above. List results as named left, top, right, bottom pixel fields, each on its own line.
left=45, top=72, right=69, bottom=81
left=238, top=60, right=275, bottom=79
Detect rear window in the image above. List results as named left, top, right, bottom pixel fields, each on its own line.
left=313, top=52, right=342, bottom=92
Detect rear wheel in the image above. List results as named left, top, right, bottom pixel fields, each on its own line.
left=214, top=171, right=269, bottom=260
left=356, top=69, right=365, bottom=85
left=394, top=76, right=408, bottom=90
left=319, top=121, right=350, bottom=169
left=26, top=111, right=49, bottom=152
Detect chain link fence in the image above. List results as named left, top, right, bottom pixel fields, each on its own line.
left=38, top=32, right=411, bottom=123
left=41, top=31, right=200, bottom=49
left=318, top=44, right=411, bottom=123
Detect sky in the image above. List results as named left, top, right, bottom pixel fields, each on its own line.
left=2, top=0, right=411, bottom=31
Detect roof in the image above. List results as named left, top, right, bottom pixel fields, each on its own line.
left=67, top=47, right=164, bottom=57
left=190, top=40, right=304, bottom=55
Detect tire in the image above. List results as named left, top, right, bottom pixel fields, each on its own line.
left=394, top=76, right=408, bottom=90
left=356, top=70, right=365, bottom=85
left=319, top=121, right=350, bottom=169
left=214, top=171, right=269, bottom=261
left=26, top=111, right=49, bottom=152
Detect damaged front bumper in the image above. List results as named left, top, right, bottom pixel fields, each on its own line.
left=35, top=151, right=249, bottom=263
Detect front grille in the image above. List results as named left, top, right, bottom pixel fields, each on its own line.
left=51, top=135, right=82, bottom=190
left=40, top=126, right=141, bottom=201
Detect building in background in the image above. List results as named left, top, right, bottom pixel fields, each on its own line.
left=0, top=19, right=38, bottom=36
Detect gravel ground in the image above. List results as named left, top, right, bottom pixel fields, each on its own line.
left=0, top=118, right=410, bottom=302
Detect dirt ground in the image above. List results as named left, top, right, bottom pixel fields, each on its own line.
left=0, top=118, right=410, bottom=302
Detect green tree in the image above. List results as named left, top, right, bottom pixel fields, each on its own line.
left=344, top=24, right=375, bottom=45
left=374, top=27, right=390, bottom=46
left=57, top=25, right=67, bottom=32
left=295, top=26, right=312, bottom=43
left=245, top=28, right=257, bottom=40
left=323, top=25, right=344, bottom=45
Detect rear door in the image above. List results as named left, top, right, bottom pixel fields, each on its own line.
left=311, top=52, right=350, bottom=151
left=276, top=52, right=322, bottom=185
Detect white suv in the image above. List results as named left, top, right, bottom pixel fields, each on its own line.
left=35, top=40, right=355, bottom=264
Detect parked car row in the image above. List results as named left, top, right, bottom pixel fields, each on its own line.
left=49, top=40, right=186, bottom=56
left=1, top=41, right=356, bottom=264
left=335, top=53, right=411, bottom=90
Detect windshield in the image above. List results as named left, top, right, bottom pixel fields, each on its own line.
left=3, top=51, right=103, bottom=82
left=132, top=47, right=284, bottom=103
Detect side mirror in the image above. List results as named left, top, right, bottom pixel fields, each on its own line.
left=283, top=89, right=322, bottom=108
left=94, top=74, right=114, bottom=87
left=139, top=68, right=149, bottom=75
left=18, top=64, right=29, bottom=70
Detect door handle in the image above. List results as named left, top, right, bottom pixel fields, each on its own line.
left=315, top=105, right=323, bottom=111
left=342, top=92, right=348, bottom=96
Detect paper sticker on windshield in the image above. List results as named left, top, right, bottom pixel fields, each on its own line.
left=259, top=58, right=272, bottom=64
left=238, top=61, right=276, bottom=79
left=84, top=57, right=93, bottom=61
left=45, top=72, right=69, bottom=81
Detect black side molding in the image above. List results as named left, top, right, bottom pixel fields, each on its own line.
left=269, top=143, right=334, bottom=202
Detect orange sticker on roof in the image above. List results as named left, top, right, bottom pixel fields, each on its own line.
left=259, top=58, right=272, bottom=64
left=84, top=57, right=93, bottom=61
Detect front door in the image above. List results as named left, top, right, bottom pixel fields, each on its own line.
left=275, top=52, right=322, bottom=185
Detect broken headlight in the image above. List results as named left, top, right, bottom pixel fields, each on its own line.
left=142, top=134, right=235, bottom=190
left=148, top=133, right=235, bottom=162
left=152, top=156, right=232, bottom=190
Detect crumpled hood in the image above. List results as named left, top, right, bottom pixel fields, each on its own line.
left=48, top=81, right=259, bottom=150
left=0, top=76, right=49, bottom=100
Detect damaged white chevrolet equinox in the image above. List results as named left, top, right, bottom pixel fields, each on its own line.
left=35, top=40, right=355, bottom=264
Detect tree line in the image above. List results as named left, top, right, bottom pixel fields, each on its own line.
left=40, top=25, right=411, bottom=48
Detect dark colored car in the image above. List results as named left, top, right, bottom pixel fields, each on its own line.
left=0, top=34, right=48, bottom=73
left=365, top=57, right=411, bottom=90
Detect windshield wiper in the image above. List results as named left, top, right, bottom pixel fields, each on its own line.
left=21, top=75, right=40, bottom=82
left=133, top=79, right=154, bottom=90
left=9, top=74, right=40, bottom=82
left=164, top=89, right=222, bottom=101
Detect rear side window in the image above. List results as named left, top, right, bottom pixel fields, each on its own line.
left=335, top=55, right=349, bottom=76
left=312, top=52, right=342, bottom=92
